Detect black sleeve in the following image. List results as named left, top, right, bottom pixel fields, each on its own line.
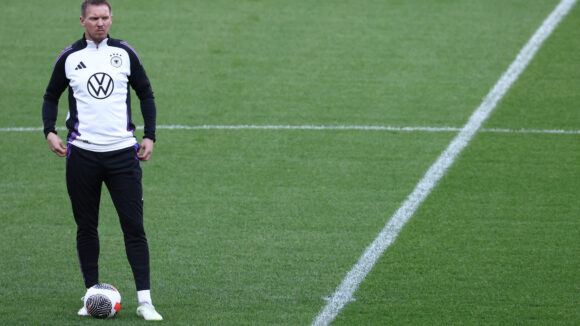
left=127, top=50, right=157, bottom=142
left=42, top=55, right=69, bottom=138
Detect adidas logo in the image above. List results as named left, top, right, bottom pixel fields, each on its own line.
left=75, top=61, right=87, bottom=70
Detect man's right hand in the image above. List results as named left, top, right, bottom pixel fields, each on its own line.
left=47, top=132, right=68, bottom=157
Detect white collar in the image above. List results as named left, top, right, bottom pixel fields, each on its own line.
left=87, top=38, right=109, bottom=49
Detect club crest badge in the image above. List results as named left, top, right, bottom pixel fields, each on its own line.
left=110, top=53, right=123, bottom=68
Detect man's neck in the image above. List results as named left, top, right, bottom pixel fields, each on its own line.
left=85, top=33, right=107, bottom=46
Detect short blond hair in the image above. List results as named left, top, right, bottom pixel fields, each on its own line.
left=81, top=0, right=111, bottom=17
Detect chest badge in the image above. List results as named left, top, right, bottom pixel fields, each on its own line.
left=110, top=53, right=123, bottom=68
left=87, top=72, right=114, bottom=99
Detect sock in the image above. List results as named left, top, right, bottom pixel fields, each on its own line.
left=137, top=290, right=152, bottom=305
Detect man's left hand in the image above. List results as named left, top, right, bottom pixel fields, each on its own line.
left=138, top=138, right=154, bottom=161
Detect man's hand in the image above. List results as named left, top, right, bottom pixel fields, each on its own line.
left=138, top=138, right=154, bottom=161
left=47, top=132, right=67, bottom=157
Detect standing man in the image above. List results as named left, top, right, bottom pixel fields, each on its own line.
left=42, top=0, right=162, bottom=321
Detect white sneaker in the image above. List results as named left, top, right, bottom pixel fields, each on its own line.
left=136, top=302, right=163, bottom=321
left=78, top=296, right=89, bottom=316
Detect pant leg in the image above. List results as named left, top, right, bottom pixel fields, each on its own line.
left=66, top=145, right=103, bottom=288
left=104, top=145, right=151, bottom=291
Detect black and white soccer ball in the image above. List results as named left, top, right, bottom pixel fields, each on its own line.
left=84, top=283, right=122, bottom=318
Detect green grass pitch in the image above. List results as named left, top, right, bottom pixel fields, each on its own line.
left=0, top=0, right=578, bottom=325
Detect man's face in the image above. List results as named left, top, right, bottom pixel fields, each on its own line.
left=80, top=4, right=112, bottom=44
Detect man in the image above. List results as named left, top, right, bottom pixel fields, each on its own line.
left=42, top=0, right=162, bottom=321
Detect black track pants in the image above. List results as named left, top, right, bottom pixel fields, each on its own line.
left=66, top=144, right=150, bottom=291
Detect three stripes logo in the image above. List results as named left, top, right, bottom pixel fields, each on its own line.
left=75, top=61, right=87, bottom=70
left=87, top=73, right=114, bottom=99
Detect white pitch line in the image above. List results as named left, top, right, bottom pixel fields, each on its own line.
left=155, top=125, right=580, bottom=134
left=1, top=125, right=579, bottom=134
left=155, top=124, right=463, bottom=132
left=483, top=127, right=580, bottom=135
left=311, top=0, right=578, bottom=325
